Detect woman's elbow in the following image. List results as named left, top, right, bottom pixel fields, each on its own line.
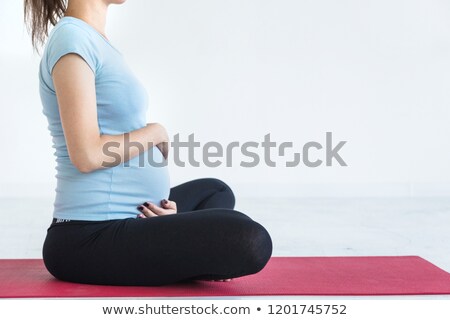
left=75, top=163, right=96, bottom=174
left=71, top=154, right=100, bottom=174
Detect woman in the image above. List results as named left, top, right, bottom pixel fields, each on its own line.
left=23, top=0, right=273, bottom=286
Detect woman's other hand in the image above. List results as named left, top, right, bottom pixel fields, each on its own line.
left=156, top=141, right=169, bottom=160
left=147, top=123, right=169, bottom=160
left=137, top=199, right=177, bottom=218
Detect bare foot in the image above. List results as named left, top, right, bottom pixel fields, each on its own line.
left=202, top=278, right=233, bottom=282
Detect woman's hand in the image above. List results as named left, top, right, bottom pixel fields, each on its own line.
left=137, top=199, right=177, bottom=218
left=147, top=123, right=169, bottom=160
left=156, top=141, right=169, bottom=160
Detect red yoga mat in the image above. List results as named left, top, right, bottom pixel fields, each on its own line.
left=1, top=256, right=450, bottom=298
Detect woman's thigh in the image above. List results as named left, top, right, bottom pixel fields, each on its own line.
left=43, top=208, right=272, bottom=286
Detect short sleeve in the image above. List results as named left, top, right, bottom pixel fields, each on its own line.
left=46, top=23, right=101, bottom=75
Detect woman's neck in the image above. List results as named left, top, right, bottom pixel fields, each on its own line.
left=64, top=1, right=109, bottom=40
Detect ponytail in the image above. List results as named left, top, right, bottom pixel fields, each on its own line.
left=24, top=0, right=67, bottom=51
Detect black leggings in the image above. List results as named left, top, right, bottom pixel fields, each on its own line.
left=42, top=178, right=273, bottom=286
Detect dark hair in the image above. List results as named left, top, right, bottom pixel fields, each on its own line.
left=24, top=0, right=67, bottom=51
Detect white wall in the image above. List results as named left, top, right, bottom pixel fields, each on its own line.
left=1, top=0, right=450, bottom=198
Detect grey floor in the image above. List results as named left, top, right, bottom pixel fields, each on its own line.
left=1, top=196, right=450, bottom=300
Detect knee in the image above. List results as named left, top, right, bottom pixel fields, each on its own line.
left=219, top=180, right=235, bottom=207
left=241, top=221, right=273, bottom=275
left=213, top=178, right=236, bottom=207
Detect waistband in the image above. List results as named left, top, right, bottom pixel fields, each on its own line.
left=50, top=217, right=136, bottom=226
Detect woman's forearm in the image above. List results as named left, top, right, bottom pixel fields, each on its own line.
left=75, top=123, right=167, bottom=173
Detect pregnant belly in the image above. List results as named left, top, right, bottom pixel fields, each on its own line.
left=110, top=146, right=171, bottom=213
left=54, top=146, right=170, bottom=219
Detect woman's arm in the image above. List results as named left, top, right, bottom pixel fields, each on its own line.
left=52, top=53, right=168, bottom=173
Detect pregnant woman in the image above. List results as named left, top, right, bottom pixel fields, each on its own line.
left=24, top=0, right=272, bottom=286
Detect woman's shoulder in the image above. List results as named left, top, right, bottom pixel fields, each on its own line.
left=43, top=17, right=103, bottom=75
left=47, top=17, right=98, bottom=48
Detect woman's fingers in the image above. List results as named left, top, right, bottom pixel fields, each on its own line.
left=143, top=202, right=166, bottom=215
left=137, top=201, right=177, bottom=218
left=161, top=199, right=177, bottom=211
left=137, top=204, right=158, bottom=218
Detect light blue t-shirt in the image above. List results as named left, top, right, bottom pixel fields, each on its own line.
left=39, top=16, right=170, bottom=221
